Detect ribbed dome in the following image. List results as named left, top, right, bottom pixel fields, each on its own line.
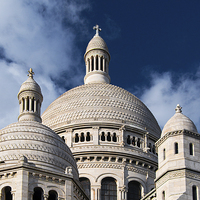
left=42, top=83, right=161, bottom=137
left=18, top=76, right=42, bottom=96
left=161, top=104, right=197, bottom=137
left=85, top=35, right=109, bottom=56
left=0, top=121, right=78, bottom=178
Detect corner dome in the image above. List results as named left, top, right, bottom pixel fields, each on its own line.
left=85, top=35, right=109, bottom=56
left=42, top=83, right=161, bottom=138
left=0, top=121, right=78, bottom=178
left=161, top=104, right=197, bottom=137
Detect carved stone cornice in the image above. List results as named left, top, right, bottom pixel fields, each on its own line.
left=156, top=129, right=200, bottom=147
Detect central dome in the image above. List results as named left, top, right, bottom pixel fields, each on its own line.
left=42, top=83, right=161, bottom=137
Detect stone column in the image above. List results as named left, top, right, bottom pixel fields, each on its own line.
left=65, top=179, right=73, bottom=200
left=92, top=126, right=99, bottom=145
left=103, top=58, right=106, bottom=72
left=91, top=185, right=101, bottom=200
left=66, top=129, right=73, bottom=147
left=25, top=97, right=28, bottom=111
left=43, top=194, right=48, bottom=200
left=98, top=56, right=101, bottom=70
left=34, top=100, right=37, bottom=112
left=29, top=97, right=32, bottom=111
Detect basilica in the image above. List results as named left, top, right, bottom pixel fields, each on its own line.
left=0, top=25, right=199, bottom=200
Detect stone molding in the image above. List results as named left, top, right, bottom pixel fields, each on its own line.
left=156, top=129, right=200, bottom=147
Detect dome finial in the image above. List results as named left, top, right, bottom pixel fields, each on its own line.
left=93, top=24, right=101, bottom=36
left=175, top=104, right=182, bottom=113
left=28, top=68, right=34, bottom=78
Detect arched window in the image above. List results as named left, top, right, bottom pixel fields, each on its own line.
left=152, top=145, right=155, bottom=154
left=113, top=133, right=117, bottom=142
left=48, top=190, right=58, bottom=200
left=80, top=177, right=91, bottom=198
left=162, top=191, right=165, bottom=200
left=101, top=132, right=105, bottom=141
left=91, top=56, right=94, bottom=71
left=33, top=187, right=43, bottom=200
left=31, top=98, right=34, bottom=111
left=86, top=132, right=90, bottom=141
left=107, top=132, right=111, bottom=142
left=137, top=138, right=140, bottom=147
left=75, top=133, right=79, bottom=143
left=96, top=55, right=98, bottom=70
left=80, top=132, right=85, bottom=142
left=22, top=98, right=25, bottom=111
left=88, top=59, right=90, bottom=72
left=100, top=57, right=103, bottom=71
left=163, top=148, right=166, bottom=160
left=101, top=177, right=117, bottom=200
left=190, top=143, right=194, bottom=155
left=132, top=137, right=135, bottom=146
left=174, top=142, right=178, bottom=154
left=193, top=185, right=198, bottom=200
left=127, top=181, right=141, bottom=200
left=62, top=136, right=65, bottom=142
left=127, top=135, right=131, bottom=144
left=2, top=186, right=12, bottom=200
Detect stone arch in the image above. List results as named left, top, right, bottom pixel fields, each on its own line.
left=126, top=177, right=146, bottom=195
left=29, top=183, right=47, bottom=195
left=79, top=173, right=96, bottom=185
left=33, top=187, right=43, bottom=200
left=1, top=186, right=12, bottom=200
left=96, top=173, right=123, bottom=187
left=79, top=177, right=91, bottom=198
left=46, top=186, right=65, bottom=198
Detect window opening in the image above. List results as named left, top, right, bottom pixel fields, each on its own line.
left=2, top=186, right=12, bottom=200
left=190, top=143, right=194, bottom=155
left=101, top=132, right=105, bottom=141
left=113, top=133, right=117, bottom=142
left=80, top=177, right=91, bottom=198
left=86, top=132, right=91, bottom=141
left=163, top=149, right=166, bottom=160
left=33, top=187, right=43, bottom=200
left=96, top=55, right=98, bottom=70
left=137, top=138, right=140, bottom=147
left=101, top=177, right=117, bottom=200
left=91, top=56, right=94, bottom=71
left=48, top=190, right=58, bottom=200
left=107, top=132, right=111, bottom=142
left=175, top=142, right=178, bottom=154
left=152, top=145, right=155, bottom=154
left=75, top=133, right=79, bottom=143
left=127, top=135, right=131, bottom=144
left=162, top=191, right=165, bottom=200
left=193, top=185, right=197, bottom=200
left=100, top=57, right=103, bottom=71
left=27, top=97, right=29, bottom=111
left=132, top=137, right=135, bottom=146
left=80, top=133, right=85, bottom=142
left=127, top=181, right=141, bottom=200
left=148, top=143, right=152, bottom=152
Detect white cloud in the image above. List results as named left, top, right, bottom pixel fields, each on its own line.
left=0, top=0, right=89, bottom=129
left=140, top=70, right=200, bottom=132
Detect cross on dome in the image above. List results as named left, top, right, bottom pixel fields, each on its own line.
left=175, top=104, right=182, bottom=113
left=93, top=24, right=101, bottom=36
left=28, top=68, right=34, bottom=78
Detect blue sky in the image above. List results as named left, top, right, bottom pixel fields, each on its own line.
left=0, top=0, right=200, bottom=132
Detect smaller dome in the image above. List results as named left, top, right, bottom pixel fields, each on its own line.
left=18, top=76, right=41, bottom=96
left=85, top=35, right=109, bottom=56
left=161, top=104, right=197, bottom=137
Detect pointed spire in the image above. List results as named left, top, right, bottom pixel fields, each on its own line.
left=175, top=104, right=182, bottom=113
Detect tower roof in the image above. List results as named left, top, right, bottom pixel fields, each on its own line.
left=161, top=104, right=198, bottom=137
left=85, top=25, right=110, bottom=58
left=18, top=68, right=42, bottom=97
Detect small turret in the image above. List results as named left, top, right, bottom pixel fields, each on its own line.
left=18, top=68, right=43, bottom=122
left=84, top=25, right=111, bottom=84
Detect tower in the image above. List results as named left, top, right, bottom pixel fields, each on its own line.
left=155, top=104, right=200, bottom=200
